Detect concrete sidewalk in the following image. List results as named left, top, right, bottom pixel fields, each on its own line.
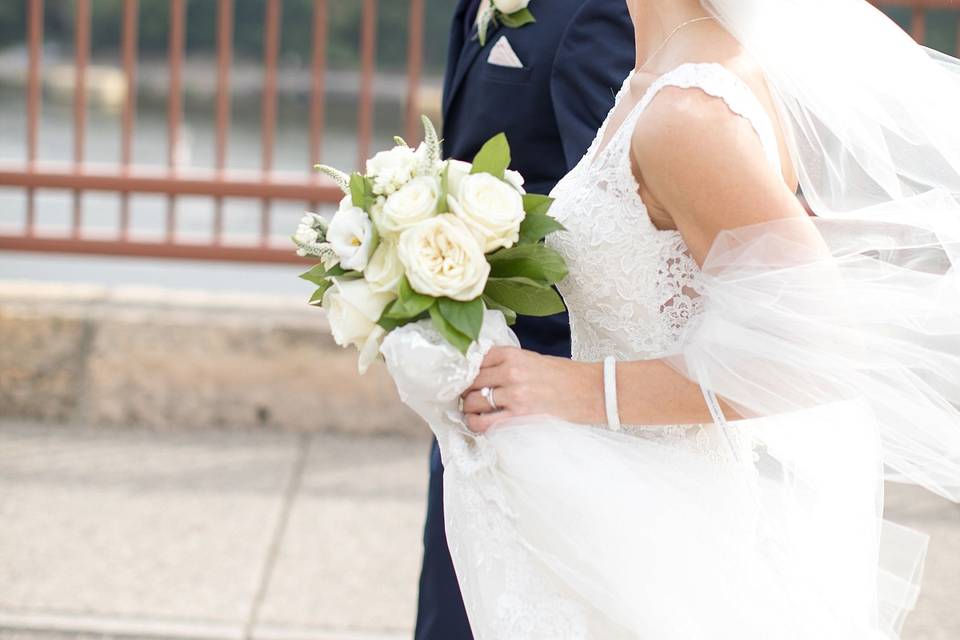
left=0, top=421, right=957, bottom=640
left=0, top=422, right=429, bottom=640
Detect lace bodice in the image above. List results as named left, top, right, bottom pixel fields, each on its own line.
left=547, top=62, right=782, bottom=363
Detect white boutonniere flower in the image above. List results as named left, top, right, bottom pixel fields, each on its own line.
left=477, top=0, right=536, bottom=46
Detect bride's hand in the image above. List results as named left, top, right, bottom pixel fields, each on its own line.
left=460, top=347, right=604, bottom=433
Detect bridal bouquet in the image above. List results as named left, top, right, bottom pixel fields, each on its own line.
left=292, top=116, right=568, bottom=373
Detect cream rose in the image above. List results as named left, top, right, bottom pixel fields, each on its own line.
left=447, top=172, right=525, bottom=253
left=375, top=176, right=440, bottom=237
left=397, top=214, right=490, bottom=301
left=492, top=0, right=529, bottom=14
left=322, top=277, right=395, bottom=373
left=445, top=159, right=472, bottom=197
left=357, top=325, right=387, bottom=375
left=327, top=197, right=376, bottom=271
left=364, top=239, right=404, bottom=294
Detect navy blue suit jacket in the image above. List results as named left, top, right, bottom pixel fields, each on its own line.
left=415, top=1, right=634, bottom=638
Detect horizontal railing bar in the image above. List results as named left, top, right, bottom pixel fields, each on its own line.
left=0, top=164, right=343, bottom=202
left=0, top=235, right=310, bottom=264
left=877, top=0, right=958, bottom=7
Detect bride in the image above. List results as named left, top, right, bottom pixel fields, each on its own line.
left=380, top=0, right=960, bottom=637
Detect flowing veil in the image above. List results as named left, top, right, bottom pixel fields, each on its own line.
left=659, top=0, right=960, bottom=633
left=690, top=0, right=960, bottom=503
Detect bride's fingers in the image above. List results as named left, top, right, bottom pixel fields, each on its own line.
left=481, top=346, right=518, bottom=368
left=463, top=365, right=507, bottom=395
left=462, top=390, right=499, bottom=414
left=465, top=408, right=512, bottom=434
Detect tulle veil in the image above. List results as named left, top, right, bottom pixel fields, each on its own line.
left=665, top=0, right=960, bottom=633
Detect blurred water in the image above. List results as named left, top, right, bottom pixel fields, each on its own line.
left=0, top=88, right=406, bottom=294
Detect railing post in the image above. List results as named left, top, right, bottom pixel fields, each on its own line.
left=25, top=0, right=44, bottom=236
left=405, top=0, right=426, bottom=146
left=357, top=0, right=377, bottom=169
left=214, top=0, right=235, bottom=245
left=911, top=6, right=926, bottom=44
left=308, top=0, right=329, bottom=212
left=166, top=0, right=186, bottom=243
left=73, top=0, right=91, bottom=239
left=260, top=0, right=282, bottom=247
left=119, top=0, right=139, bottom=240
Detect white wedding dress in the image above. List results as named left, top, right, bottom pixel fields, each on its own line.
left=381, top=59, right=960, bottom=639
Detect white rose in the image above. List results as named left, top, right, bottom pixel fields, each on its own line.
left=447, top=172, right=525, bottom=253
left=327, top=196, right=376, bottom=271
left=366, top=146, right=420, bottom=196
left=503, top=169, right=526, bottom=194
left=322, top=277, right=395, bottom=357
left=445, top=159, right=472, bottom=197
left=375, top=176, right=440, bottom=237
left=492, top=0, right=529, bottom=14
left=397, top=214, right=490, bottom=301
left=357, top=325, right=387, bottom=375
left=364, top=239, right=405, bottom=294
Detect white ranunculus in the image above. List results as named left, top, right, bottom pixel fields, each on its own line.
left=366, top=145, right=420, bottom=196
left=327, top=196, right=376, bottom=271
left=447, top=172, right=526, bottom=253
left=322, top=277, right=395, bottom=353
left=364, top=239, right=405, bottom=294
left=492, top=0, right=529, bottom=14
left=376, top=176, right=440, bottom=237
left=293, top=223, right=319, bottom=246
left=397, top=214, right=490, bottom=301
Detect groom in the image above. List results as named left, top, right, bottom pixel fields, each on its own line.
left=415, top=0, right=634, bottom=637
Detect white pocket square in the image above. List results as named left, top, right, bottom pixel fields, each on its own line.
left=487, top=36, right=524, bottom=69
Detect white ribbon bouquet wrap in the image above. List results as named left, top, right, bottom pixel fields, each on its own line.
left=380, top=309, right=518, bottom=473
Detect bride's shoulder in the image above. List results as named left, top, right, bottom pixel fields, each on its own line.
left=629, top=62, right=769, bottom=175
left=627, top=56, right=801, bottom=263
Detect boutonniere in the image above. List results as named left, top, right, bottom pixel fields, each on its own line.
left=476, top=0, right=536, bottom=46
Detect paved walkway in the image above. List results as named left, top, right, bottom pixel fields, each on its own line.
left=0, top=421, right=957, bottom=640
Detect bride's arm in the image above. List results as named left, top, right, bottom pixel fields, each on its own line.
left=462, top=87, right=814, bottom=433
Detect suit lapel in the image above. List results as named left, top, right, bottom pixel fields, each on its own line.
left=443, top=1, right=501, bottom=119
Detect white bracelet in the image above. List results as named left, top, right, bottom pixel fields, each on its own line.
left=603, top=356, right=622, bottom=431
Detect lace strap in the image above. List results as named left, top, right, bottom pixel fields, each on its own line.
left=631, top=62, right=783, bottom=175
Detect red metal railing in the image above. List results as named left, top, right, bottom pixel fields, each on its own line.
left=0, top=1, right=955, bottom=264
left=0, top=0, right=426, bottom=264
left=878, top=0, right=960, bottom=46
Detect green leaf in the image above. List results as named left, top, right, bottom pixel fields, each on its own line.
left=499, top=7, right=535, bottom=29
left=518, top=212, right=565, bottom=244
left=308, top=282, right=332, bottom=306
left=470, top=133, right=511, bottom=179
left=385, top=277, right=436, bottom=320
left=522, top=193, right=554, bottom=216
left=482, top=295, right=518, bottom=326
left=299, top=263, right=345, bottom=286
left=437, top=297, right=484, bottom=341
left=484, top=277, right=566, bottom=317
left=429, top=305, right=472, bottom=354
left=438, top=161, right=450, bottom=214
left=376, top=307, right=411, bottom=331
left=487, top=244, right=569, bottom=284
left=349, top=172, right=375, bottom=209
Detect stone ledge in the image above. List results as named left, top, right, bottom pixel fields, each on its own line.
left=0, top=281, right=422, bottom=436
